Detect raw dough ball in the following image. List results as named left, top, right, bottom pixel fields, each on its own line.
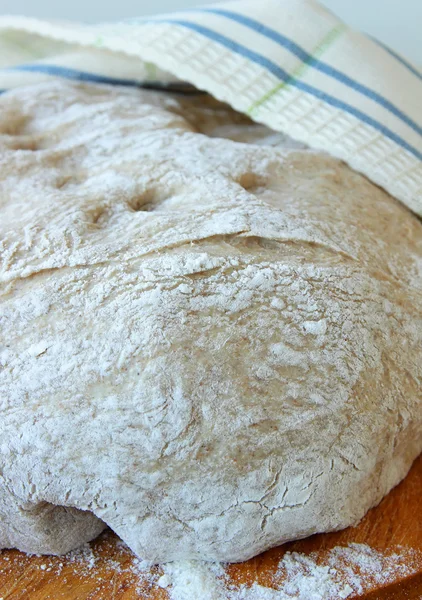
left=0, top=81, right=421, bottom=563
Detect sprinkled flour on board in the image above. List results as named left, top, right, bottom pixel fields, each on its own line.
left=0, top=532, right=420, bottom=599
left=156, top=543, right=421, bottom=599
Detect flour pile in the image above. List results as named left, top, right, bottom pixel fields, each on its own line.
left=155, top=543, right=420, bottom=599
left=1, top=534, right=420, bottom=599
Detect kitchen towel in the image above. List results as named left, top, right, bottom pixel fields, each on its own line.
left=0, top=0, right=421, bottom=214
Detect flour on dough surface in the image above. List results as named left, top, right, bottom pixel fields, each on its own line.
left=0, top=81, right=421, bottom=562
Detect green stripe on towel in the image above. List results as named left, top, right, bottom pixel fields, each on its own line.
left=248, top=24, right=347, bottom=116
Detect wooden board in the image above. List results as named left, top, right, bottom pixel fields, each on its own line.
left=0, top=455, right=421, bottom=599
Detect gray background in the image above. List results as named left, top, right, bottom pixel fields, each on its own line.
left=1, top=0, right=421, bottom=64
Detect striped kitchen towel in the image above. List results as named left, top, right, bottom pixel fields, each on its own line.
left=0, top=0, right=421, bottom=215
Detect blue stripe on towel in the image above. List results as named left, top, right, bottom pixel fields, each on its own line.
left=154, top=18, right=421, bottom=160
left=195, top=8, right=422, bottom=137
left=370, top=37, right=422, bottom=82
left=6, top=64, right=205, bottom=94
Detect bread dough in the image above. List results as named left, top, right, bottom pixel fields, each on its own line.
left=0, top=81, right=421, bottom=563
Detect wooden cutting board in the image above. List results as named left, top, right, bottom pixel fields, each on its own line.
left=0, top=455, right=421, bottom=600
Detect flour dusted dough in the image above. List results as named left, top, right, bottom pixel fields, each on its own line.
left=0, top=81, right=421, bottom=563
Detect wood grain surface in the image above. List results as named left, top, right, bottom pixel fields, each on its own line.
left=0, top=454, right=421, bottom=600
